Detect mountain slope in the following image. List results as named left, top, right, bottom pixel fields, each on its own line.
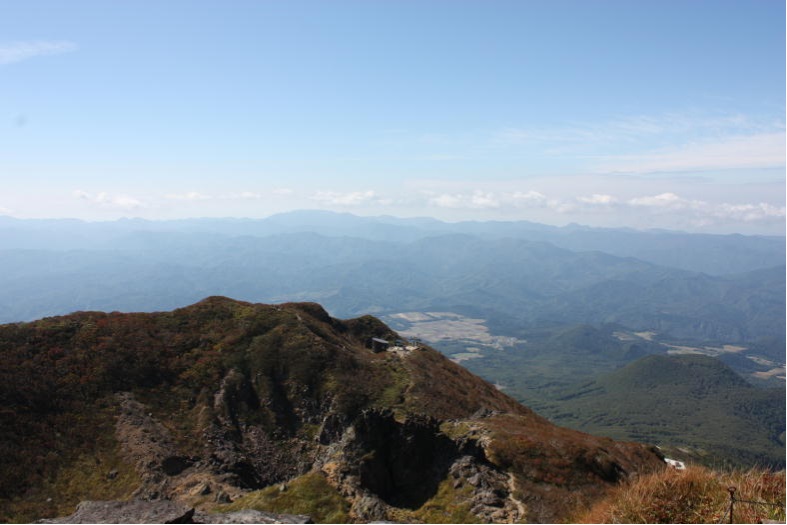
left=0, top=298, right=664, bottom=523
left=545, top=354, right=785, bottom=468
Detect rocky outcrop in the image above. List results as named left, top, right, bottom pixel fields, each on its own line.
left=114, top=392, right=266, bottom=506
left=40, top=500, right=311, bottom=524
left=38, top=500, right=194, bottom=524
left=194, top=509, right=311, bottom=523
left=309, top=409, right=525, bottom=522
left=109, top=366, right=661, bottom=523
left=115, top=393, right=193, bottom=500
left=350, top=410, right=461, bottom=508
left=448, top=456, right=524, bottom=522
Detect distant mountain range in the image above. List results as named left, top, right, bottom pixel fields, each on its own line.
left=0, top=212, right=783, bottom=346
left=1, top=210, right=783, bottom=275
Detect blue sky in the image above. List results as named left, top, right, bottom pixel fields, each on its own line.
left=1, top=1, right=784, bottom=233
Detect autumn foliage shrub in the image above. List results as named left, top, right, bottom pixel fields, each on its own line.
left=577, top=465, right=786, bottom=524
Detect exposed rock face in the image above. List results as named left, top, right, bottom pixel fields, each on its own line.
left=448, top=456, right=523, bottom=522
left=324, top=410, right=525, bottom=521
left=351, top=411, right=462, bottom=508
left=115, top=393, right=195, bottom=500
left=109, top=394, right=661, bottom=522
left=194, top=509, right=311, bottom=523
left=39, top=500, right=195, bottom=524
left=1, top=297, right=665, bottom=523
left=39, top=500, right=311, bottom=524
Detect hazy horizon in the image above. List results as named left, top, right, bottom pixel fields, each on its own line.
left=1, top=208, right=787, bottom=237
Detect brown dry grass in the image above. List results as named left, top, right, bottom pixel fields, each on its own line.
left=576, top=465, right=786, bottom=524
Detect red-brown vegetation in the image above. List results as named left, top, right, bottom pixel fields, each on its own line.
left=577, top=465, right=786, bottom=523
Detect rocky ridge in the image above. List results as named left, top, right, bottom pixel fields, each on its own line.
left=0, top=297, right=666, bottom=522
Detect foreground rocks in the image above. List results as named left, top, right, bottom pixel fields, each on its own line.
left=193, top=508, right=311, bottom=524
left=39, top=500, right=311, bottom=524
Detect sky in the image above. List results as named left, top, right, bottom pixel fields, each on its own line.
left=1, top=0, right=785, bottom=234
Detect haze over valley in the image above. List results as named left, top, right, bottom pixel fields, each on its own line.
left=1, top=211, right=783, bottom=472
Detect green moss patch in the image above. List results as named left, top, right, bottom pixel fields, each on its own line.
left=216, top=471, right=349, bottom=523
left=390, top=477, right=480, bottom=524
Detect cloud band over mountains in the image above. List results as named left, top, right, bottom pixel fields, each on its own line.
left=63, top=185, right=785, bottom=232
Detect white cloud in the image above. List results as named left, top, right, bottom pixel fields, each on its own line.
left=0, top=40, right=78, bottom=65
left=628, top=192, right=685, bottom=207
left=163, top=189, right=295, bottom=202
left=510, top=190, right=547, bottom=205
left=470, top=191, right=499, bottom=209
left=547, top=199, right=577, bottom=214
left=429, top=191, right=500, bottom=209
left=715, top=202, right=785, bottom=222
left=310, top=190, right=379, bottom=206
left=421, top=185, right=784, bottom=228
left=578, top=194, right=617, bottom=205
left=166, top=191, right=211, bottom=201
left=168, top=190, right=296, bottom=201
left=73, top=190, right=143, bottom=210
left=224, top=191, right=262, bottom=200
left=112, top=196, right=143, bottom=209
left=429, top=193, right=464, bottom=208
left=491, top=112, right=785, bottom=176
left=429, top=190, right=602, bottom=213
left=598, top=132, right=786, bottom=174
left=625, top=192, right=785, bottom=224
